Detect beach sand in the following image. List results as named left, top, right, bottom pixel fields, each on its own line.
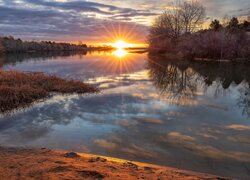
left=0, top=147, right=229, bottom=180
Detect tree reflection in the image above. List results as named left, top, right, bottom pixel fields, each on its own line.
left=0, top=51, right=87, bottom=68
left=147, top=54, right=199, bottom=105
left=237, top=84, right=250, bottom=118
left=0, top=56, right=4, bottom=68
left=147, top=54, right=250, bottom=117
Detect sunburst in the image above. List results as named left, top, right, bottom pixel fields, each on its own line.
left=113, top=40, right=129, bottom=49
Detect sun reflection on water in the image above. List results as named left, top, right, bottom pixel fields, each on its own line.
left=113, top=49, right=127, bottom=58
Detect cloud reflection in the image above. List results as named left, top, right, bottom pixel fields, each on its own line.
left=1, top=52, right=250, bottom=179
left=161, top=132, right=250, bottom=162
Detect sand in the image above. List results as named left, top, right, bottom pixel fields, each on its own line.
left=0, top=147, right=230, bottom=180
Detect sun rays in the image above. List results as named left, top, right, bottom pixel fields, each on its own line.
left=113, top=40, right=129, bottom=49
left=92, top=20, right=147, bottom=48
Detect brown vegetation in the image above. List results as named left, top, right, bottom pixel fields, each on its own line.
left=0, top=70, right=98, bottom=113
left=179, top=29, right=250, bottom=60
left=0, top=147, right=227, bottom=180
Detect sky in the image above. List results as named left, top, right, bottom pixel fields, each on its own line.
left=0, top=0, right=249, bottom=44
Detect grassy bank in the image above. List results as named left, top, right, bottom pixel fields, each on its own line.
left=0, top=70, right=98, bottom=113
left=0, top=147, right=226, bottom=180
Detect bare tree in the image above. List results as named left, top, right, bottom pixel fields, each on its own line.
left=180, top=0, right=206, bottom=33
left=0, top=38, right=5, bottom=54
left=148, top=0, right=205, bottom=52
left=221, top=15, right=230, bottom=27
left=149, top=1, right=183, bottom=42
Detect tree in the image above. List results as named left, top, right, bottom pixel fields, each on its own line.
left=210, top=19, right=222, bottom=31
left=228, top=17, right=239, bottom=28
left=242, top=21, right=250, bottom=29
left=148, top=0, right=205, bottom=51
left=180, top=0, right=206, bottom=33
left=0, top=39, right=5, bottom=54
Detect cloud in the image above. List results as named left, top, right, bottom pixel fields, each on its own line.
left=132, top=117, right=164, bottom=124
left=228, top=136, right=250, bottom=144
left=0, top=0, right=249, bottom=42
left=166, top=132, right=196, bottom=142
left=200, top=0, right=250, bottom=18
left=24, top=0, right=136, bottom=15
left=94, top=138, right=157, bottom=158
left=94, top=139, right=117, bottom=149
left=115, top=120, right=138, bottom=127
left=225, top=124, right=250, bottom=131
left=161, top=131, right=250, bottom=162
left=0, top=0, right=150, bottom=43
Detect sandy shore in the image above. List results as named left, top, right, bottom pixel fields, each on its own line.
left=0, top=147, right=230, bottom=180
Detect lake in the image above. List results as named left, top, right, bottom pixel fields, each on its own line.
left=0, top=50, right=250, bottom=179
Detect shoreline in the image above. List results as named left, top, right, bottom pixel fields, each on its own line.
left=148, top=52, right=250, bottom=63
left=0, top=147, right=229, bottom=180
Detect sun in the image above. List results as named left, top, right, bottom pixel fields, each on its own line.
left=113, top=40, right=129, bottom=49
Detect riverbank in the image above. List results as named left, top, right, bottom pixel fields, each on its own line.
left=0, top=147, right=229, bottom=180
left=148, top=52, right=250, bottom=63
left=0, top=70, right=98, bottom=113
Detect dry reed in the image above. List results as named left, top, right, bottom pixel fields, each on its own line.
left=0, top=70, right=98, bottom=112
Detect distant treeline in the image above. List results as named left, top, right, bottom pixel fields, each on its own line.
left=0, top=36, right=88, bottom=53
left=148, top=0, right=250, bottom=61
left=179, top=18, right=250, bottom=60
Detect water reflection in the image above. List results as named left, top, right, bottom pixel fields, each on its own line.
left=0, top=51, right=87, bottom=67
left=148, top=54, right=250, bottom=117
left=148, top=55, right=199, bottom=105
left=113, top=49, right=127, bottom=57
left=0, top=52, right=250, bottom=179
left=1, top=50, right=146, bottom=78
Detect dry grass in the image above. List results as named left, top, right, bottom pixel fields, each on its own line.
left=0, top=70, right=98, bottom=113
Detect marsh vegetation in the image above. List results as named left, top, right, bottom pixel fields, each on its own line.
left=0, top=70, right=98, bottom=113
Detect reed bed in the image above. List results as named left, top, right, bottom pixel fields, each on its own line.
left=0, top=70, right=98, bottom=113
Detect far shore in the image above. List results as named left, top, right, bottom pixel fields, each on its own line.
left=0, top=147, right=229, bottom=180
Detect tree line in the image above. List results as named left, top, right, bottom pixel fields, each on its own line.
left=0, top=36, right=88, bottom=54
left=148, top=0, right=250, bottom=61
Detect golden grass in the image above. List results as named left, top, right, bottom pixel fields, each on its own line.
left=0, top=70, right=98, bottom=113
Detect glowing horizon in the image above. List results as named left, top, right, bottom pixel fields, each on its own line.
left=0, top=0, right=248, bottom=43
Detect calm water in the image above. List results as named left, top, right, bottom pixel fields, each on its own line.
left=0, top=50, right=250, bottom=179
